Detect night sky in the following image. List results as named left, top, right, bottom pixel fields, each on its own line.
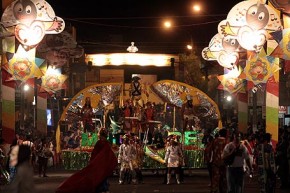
left=48, top=0, right=242, bottom=54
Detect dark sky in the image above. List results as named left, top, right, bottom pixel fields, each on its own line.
left=48, top=0, right=242, bottom=54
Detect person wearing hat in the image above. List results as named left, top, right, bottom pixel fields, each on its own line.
left=181, top=94, right=198, bottom=131
left=117, top=135, right=137, bottom=185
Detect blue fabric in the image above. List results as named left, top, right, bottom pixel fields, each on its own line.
left=9, top=167, right=16, bottom=183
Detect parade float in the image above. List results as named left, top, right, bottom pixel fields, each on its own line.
left=56, top=80, right=221, bottom=170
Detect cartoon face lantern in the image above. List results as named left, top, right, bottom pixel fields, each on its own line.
left=1, top=0, right=65, bottom=48
left=13, top=0, right=38, bottom=24
left=202, top=33, right=241, bottom=69
left=246, top=4, right=270, bottom=31
left=217, top=0, right=282, bottom=52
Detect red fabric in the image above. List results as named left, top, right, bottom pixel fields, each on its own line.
left=285, top=60, right=290, bottom=73
left=56, top=140, right=117, bottom=193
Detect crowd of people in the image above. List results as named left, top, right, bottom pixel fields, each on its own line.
left=0, top=133, right=57, bottom=182
left=203, top=126, right=290, bottom=193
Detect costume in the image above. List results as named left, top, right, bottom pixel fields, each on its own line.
left=122, top=101, right=133, bottom=132
left=56, top=137, right=117, bottom=193
left=131, top=140, right=144, bottom=184
left=181, top=95, right=198, bottom=131
left=144, top=102, right=155, bottom=143
left=129, top=76, right=144, bottom=107
left=164, top=140, right=183, bottom=185
left=118, top=140, right=136, bottom=184
left=81, top=97, right=93, bottom=133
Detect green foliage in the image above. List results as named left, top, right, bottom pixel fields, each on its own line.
left=179, top=52, right=208, bottom=93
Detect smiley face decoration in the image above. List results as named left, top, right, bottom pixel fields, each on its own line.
left=1, top=0, right=65, bottom=49
left=202, top=0, right=283, bottom=68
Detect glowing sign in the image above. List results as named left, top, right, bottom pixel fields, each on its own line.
left=85, top=53, right=177, bottom=67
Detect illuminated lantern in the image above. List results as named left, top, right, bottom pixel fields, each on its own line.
left=1, top=0, right=65, bottom=49
left=202, top=33, right=242, bottom=69
left=217, top=0, right=282, bottom=52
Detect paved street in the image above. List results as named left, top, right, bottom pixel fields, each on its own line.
left=31, top=168, right=290, bottom=193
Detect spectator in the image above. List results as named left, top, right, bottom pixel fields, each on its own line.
left=2, top=144, right=35, bottom=193
left=36, top=138, right=52, bottom=177
left=257, top=133, right=276, bottom=193
left=222, top=132, right=253, bottom=193
left=276, top=131, right=289, bottom=189
left=209, top=128, right=228, bottom=193
left=204, top=135, right=214, bottom=188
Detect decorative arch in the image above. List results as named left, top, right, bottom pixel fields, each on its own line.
left=56, top=80, right=222, bottom=152
left=56, top=82, right=123, bottom=152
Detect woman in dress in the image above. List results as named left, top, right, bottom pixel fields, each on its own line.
left=164, top=136, right=183, bottom=185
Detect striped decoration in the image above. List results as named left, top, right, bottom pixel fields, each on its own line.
left=238, top=93, right=248, bottom=133
left=37, top=95, right=47, bottom=134
left=266, top=80, right=279, bottom=148
left=1, top=84, right=15, bottom=143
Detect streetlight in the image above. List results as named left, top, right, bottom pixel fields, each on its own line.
left=162, top=20, right=193, bottom=52
left=226, top=95, right=232, bottom=102
left=163, top=21, right=172, bottom=29
left=193, top=4, right=201, bottom=12
left=23, top=84, right=30, bottom=91
left=225, top=95, right=233, bottom=125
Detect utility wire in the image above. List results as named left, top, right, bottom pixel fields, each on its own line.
left=68, top=14, right=228, bottom=20
left=65, top=18, right=222, bottom=29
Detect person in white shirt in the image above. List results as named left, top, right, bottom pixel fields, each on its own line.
left=164, top=136, right=183, bottom=185
left=222, top=132, right=253, bottom=193
left=117, top=135, right=136, bottom=184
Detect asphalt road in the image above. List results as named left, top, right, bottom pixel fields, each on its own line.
left=31, top=168, right=290, bottom=193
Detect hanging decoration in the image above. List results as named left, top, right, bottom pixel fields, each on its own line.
left=202, top=33, right=243, bottom=69
left=1, top=0, right=65, bottom=49
left=41, top=67, right=68, bottom=93
left=2, top=46, right=44, bottom=82
left=275, top=28, right=290, bottom=60
left=242, top=56, right=280, bottom=85
left=37, top=31, right=84, bottom=68
left=151, top=80, right=220, bottom=120
left=217, top=0, right=282, bottom=52
left=217, top=67, right=246, bottom=94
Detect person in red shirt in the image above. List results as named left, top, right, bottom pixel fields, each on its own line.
left=209, top=128, right=228, bottom=193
